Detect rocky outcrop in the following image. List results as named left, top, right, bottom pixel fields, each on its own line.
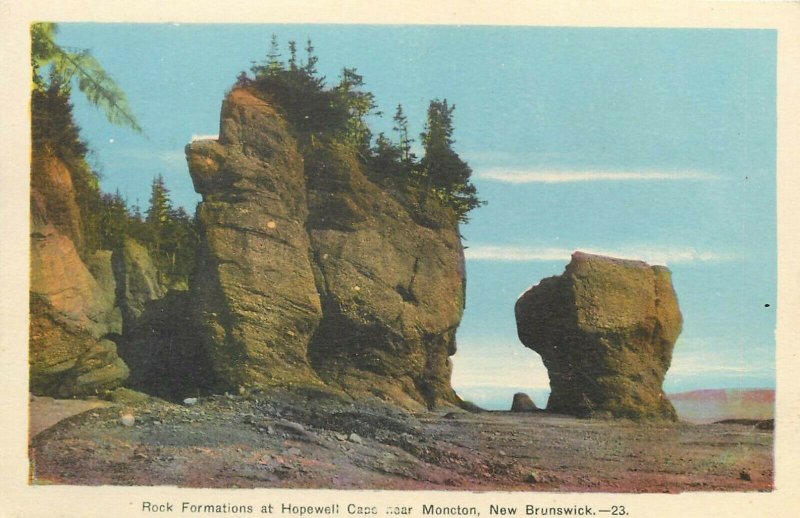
left=29, top=224, right=128, bottom=396
left=510, top=392, right=538, bottom=412
left=186, top=88, right=466, bottom=410
left=515, top=252, right=682, bottom=419
left=186, top=89, right=325, bottom=392
left=112, top=238, right=166, bottom=330
left=30, top=152, right=85, bottom=251
left=29, top=148, right=131, bottom=397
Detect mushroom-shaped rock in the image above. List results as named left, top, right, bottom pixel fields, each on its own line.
left=510, top=392, right=538, bottom=412
left=515, top=252, right=682, bottom=420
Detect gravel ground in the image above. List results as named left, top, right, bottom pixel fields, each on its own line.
left=29, top=389, right=773, bottom=492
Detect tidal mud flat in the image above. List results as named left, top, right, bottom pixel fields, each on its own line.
left=29, top=390, right=772, bottom=492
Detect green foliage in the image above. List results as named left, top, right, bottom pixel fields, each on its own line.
left=95, top=175, right=198, bottom=284
left=334, top=67, right=378, bottom=154
left=144, top=175, right=198, bottom=283
left=31, top=22, right=142, bottom=133
left=31, top=82, right=88, bottom=159
left=99, top=191, right=130, bottom=249
left=243, top=36, right=483, bottom=224
left=392, top=104, right=415, bottom=163
left=420, top=99, right=484, bottom=222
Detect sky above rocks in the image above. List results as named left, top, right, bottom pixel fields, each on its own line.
left=59, top=24, right=776, bottom=409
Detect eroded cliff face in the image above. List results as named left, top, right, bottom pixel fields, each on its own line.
left=515, top=252, right=682, bottom=420
left=29, top=152, right=129, bottom=396
left=186, top=88, right=466, bottom=410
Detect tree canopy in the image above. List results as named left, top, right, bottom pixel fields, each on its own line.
left=242, top=35, right=484, bottom=223
left=31, top=22, right=142, bottom=133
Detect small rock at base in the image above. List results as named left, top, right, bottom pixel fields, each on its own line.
left=348, top=433, right=363, bottom=444
left=739, top=469, right=752, bottom=481
left=120, top=414, right=136, bottom=427
left=183, top=397, right=198, bottom=406
left=510, top=392, right=538, bottom=412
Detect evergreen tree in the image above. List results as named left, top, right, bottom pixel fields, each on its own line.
left=145, top=175, right=172, bottom=262
left=267, top=33, right=283, bottom=74
left=161, top=206, right=197, bottom=280
left=371, top=132, right=405, bottom=177
left=98, top=190, right=129, bottom=249
left=251, top=33, right=284, bottom=79
left=420, top=99, right=484, bottom=221
left=335, top=67, right=377, bottom=154
left=304, top=37, right=318, bottom=76
left=288, top=40, right=298, bottom=71
left=392, top=103, right=414, bottom=163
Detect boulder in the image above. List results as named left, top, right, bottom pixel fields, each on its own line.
left=515, top=252, right=682, bottom=419
left=510, top=392, right=538, bottom=412
left=185, top=88, right=466, bottom=409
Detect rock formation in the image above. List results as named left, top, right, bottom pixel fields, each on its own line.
left=515, top=252, right=682, bottom=419
left=112, top=238, right=166, bottom=330
left=510, top=392, right=538, bottom=412
left=29, top=152, right=129, bottom=396
left=185, top=88, right=466, bottom=410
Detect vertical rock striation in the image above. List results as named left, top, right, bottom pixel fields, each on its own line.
left=29, top=152, right=129, bottom=397
left=186, top=89, right=325, bottom=391
left=515, top=252, right=682, bottom=419
left=186, top=88, right=466, bottom=409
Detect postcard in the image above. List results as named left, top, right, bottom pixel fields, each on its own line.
left=2, top=1, right=799, bottom=517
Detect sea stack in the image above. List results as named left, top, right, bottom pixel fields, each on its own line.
left=185, top=88, right=467, bottom=410
left=515, top=252, right=682, bottom=420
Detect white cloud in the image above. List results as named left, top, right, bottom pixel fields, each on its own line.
left=478, top=168, right=719, bottom=184
left=464, top=245, right=734, bottom=265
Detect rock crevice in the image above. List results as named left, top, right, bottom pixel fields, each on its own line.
left=186, top=88, right=466, bottom=410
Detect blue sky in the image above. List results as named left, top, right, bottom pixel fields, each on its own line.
left=57, top=24, right=776, bottom=409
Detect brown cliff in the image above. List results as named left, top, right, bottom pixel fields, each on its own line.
left=186, top=88, right=466, bottom=410
left=29, top=151, right=129, bottom=396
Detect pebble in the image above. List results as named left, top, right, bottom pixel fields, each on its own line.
left=739, top=469, right=752, bottom=481
left=120, top=414, right=136, bottom=427
left=348, top=433, right=363, bottom=444
left=276, top=420, right=306, bottom=434
left=183, top=397, right=198, bottom=406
